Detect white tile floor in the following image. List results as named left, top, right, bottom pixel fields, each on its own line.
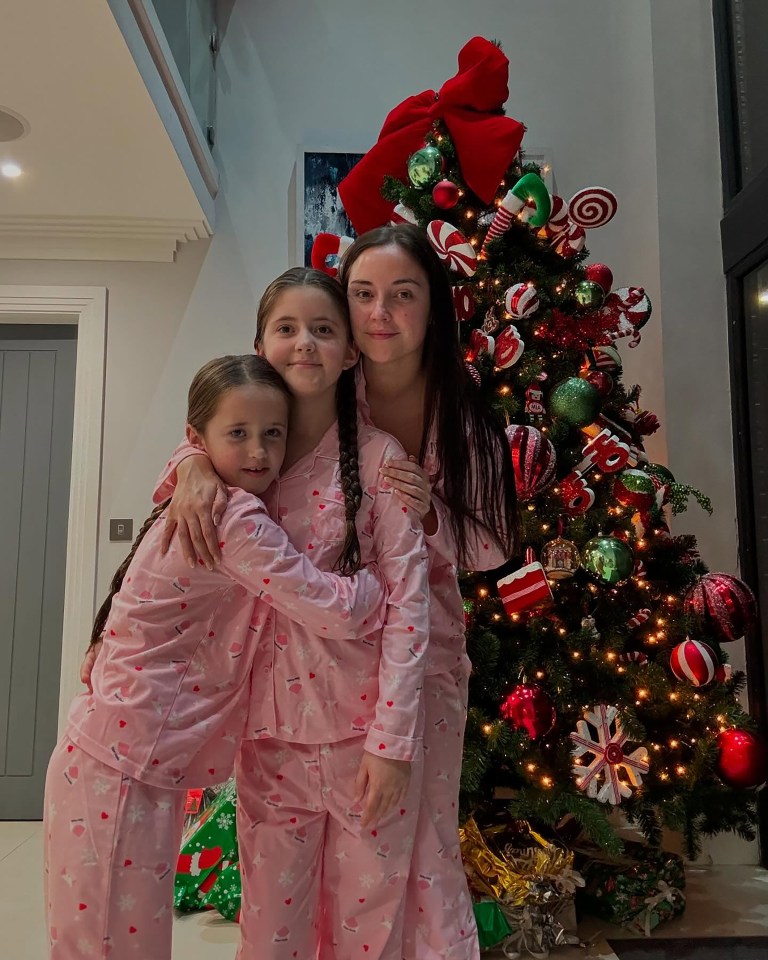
left=3, top=820, right=766, bottom=960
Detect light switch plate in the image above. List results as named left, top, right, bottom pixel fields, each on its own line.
left=109, top=518, right=133, bottom=542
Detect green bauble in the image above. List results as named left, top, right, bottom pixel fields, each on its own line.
left=643, top=462, right=676, bottom=486
left=574, top=280, right=606, bottom=309
left=582, top=536, right=634, bottom=585
left=549, top=378, right=601, bottom=427
left=407, top=145, right=444, bottom=188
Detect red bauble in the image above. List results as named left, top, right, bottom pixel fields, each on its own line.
left=432, top=179, right=460, bottom=210
left=584, top=370, right=614, bottom=397
left=684, top=573, right=757, bottom=642
left=584, top=263, right=614, bottom=294
left=500, top=684, right=556, bottom=740
left=716, top=729, right=768, bottom=789
left=505, top=424, right=557, bottom=501
left=669, top=638, right=718, bottom=687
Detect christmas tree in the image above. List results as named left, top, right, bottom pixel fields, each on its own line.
left=334, top=37, right=767, bottom=860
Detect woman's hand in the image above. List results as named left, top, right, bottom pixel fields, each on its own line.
left=355, top=752, right=411, bottom=827
left=80, top=640, right=102, bottom=693
left=380, top=457, right=435, bottom=526
left=159, top=456, right=229, bottom=569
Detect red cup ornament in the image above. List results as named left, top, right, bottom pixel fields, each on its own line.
left=669, top=638, right=718, bottom=687
left=505, top=424, right=556, bottom=501
left=684, top=573, right=757, bottom=642
left=500, top=684, right=556, bottom=740
left=716, top=729, right=768, bottom=789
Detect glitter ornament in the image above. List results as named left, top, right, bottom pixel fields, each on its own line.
left=669, top=638, right=718, bottom=687
left=500, top=684, right=556, bottom=740
left=582, top=537, right=634, bottom=585
left=432, top=179, right=460, bottom=209
left=407, top=145, right=444, bottom=188
left=505, top=424, right=556, bottom=501
left=570, top=704, right=649, bottom=805
left=574, top=280, right=606, bottom=309
left=549, top=378, right=601, bottom=427
left=716, top=729, right=768, bottom=789
left=584, top=263, right=614, bottom=293
left=613, top=469, right=657, bottom=512
left=684, top=573, right=757, bottom=642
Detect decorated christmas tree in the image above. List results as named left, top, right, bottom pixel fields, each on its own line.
left=332, top=37, right=767, bottom=861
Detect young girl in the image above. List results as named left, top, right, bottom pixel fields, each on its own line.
left=339, top=224, right=518, bottom=960
left=151, top=267, right=431, bottom=960
left=44, top=355, right=390, bottom=960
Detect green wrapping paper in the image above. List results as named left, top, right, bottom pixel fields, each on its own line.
left=576, top=840, right=685, bottom=935
left=174, top=779, right=238, bottom=912
left=473, top=899, right=512, bottom=949
left=201, top=861, right=242, bottom=922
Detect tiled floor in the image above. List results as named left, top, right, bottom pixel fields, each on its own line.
left=3, top=821, right=767, bottom=959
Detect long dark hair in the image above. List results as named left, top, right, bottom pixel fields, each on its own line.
left=256, top=267, right=362, bottom=576
left=338, top=224, right=518, bottom=567
left=89, top=355, right=291, bottom=646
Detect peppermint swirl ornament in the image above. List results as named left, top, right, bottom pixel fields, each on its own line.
left=568, top=187, right=618, bottom=228
left=504, top=282, right=540, bottom=319
left=427, top=220, right=477, bottom=277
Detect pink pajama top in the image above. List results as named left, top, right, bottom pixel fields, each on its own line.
left=156, top=422, right=430, bottom=762
left=66, top=488, right=386, bottom=790
left=355, top=368, right=509, bottom=678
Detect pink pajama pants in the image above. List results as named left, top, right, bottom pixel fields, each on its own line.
left=403, top=667, right=480, bottom=960
left=235, top=736, right=423, bottom=960
left=43, top=738, right=184, bottom=959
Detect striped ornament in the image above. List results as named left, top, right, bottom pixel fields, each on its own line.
left=504, top=282, right=540, bottom=319
left=505, top=424, right=557, bottom=501
left=427, top=220, right=477, bottom=277
left=627, top=608, right=651, bottom=630
left=684, top=573, right=757, bottom=643
left=669, top=638, right=718, bottom=687
left=552, top=221, right=586, bottom=257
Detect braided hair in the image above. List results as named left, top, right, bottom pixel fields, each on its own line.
left=256, top=267, right=363, bottom=575
left=88, top=355, right=292, bottom=646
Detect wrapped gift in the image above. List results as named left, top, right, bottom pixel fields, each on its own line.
left=201, top=860, right=242, bottom=922
left=473, top=899, right=511, bottom=949
left=174, top=779, right=238, bottom=912
left=576, top=840, right=685, bottom=935
left=497, top=549, right=554, bottom=616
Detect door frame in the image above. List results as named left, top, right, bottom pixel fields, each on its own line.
left=0, top=286, right=106, bottom=731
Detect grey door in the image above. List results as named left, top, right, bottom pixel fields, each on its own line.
left=0, top=325, right=76, bottom=818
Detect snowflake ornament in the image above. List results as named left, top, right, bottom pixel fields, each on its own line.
left=570, top=704, right=649, bottom=805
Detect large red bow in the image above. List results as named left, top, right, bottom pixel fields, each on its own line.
left=339, top=37, right=526, bottom=235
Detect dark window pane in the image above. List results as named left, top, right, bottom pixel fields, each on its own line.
left=731, top=1, right=768, bottom=188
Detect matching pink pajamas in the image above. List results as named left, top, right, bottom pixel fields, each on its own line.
left=356, top=370, right=509, bottom=960
left=158, top=424, right=431, bottom=960
left=44, top=488, right=387, bottom=959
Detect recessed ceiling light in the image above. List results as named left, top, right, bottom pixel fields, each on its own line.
left=1, top=162, right=22, bottom=178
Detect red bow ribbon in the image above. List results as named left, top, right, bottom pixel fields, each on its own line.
left=338, top=37, right=526, bottom=235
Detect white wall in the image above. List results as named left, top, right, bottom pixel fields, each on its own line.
left=0, top=0, right=753, bottom=860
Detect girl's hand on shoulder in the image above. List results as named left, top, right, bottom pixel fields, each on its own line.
left=160, top=456, right=229, bottom=569
left=80, top=640, right=102, bottom=693
left=380, top=457, right=432, bottom=520
left=355, top=751, right=411, bottom=827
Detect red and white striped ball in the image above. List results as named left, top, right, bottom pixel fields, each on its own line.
left=505, top=424, right=557, bottom=501
left=669, top=638, right=718, bottom=687
left=504, top=282, right=540, bottom=319
left=684, top=573, right=757, bottom=642
left=427, top=220, right=477, bottom=277
left=552, top=221, right=586, bottom=257
left=627, top=608, right=651, bottom=630
left=452, top=285, right=475, bottom=322
left=588, top=345, right=622, bottom=373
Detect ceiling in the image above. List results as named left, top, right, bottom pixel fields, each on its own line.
left=0, top=0, right=213, bottom=261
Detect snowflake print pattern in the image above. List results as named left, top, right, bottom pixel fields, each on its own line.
left=570, top=703, right=650, bottom=805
